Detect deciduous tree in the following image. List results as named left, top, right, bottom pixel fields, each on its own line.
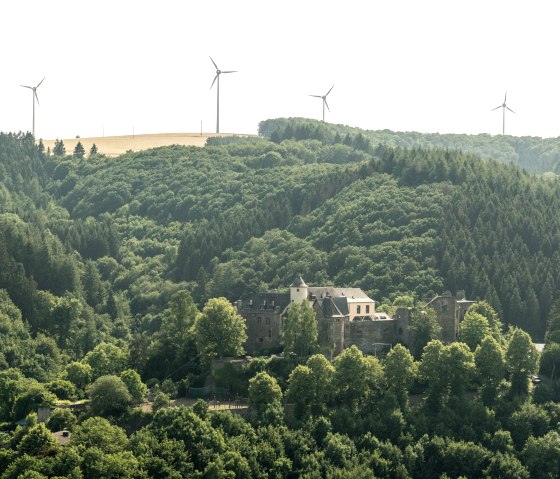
left=194, top=297, right=247, bottom=360
left=281, top=300, right=318, bottom=356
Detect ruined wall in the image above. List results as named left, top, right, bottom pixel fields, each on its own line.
left=394, top=308, right=411, bottom=346
left=317, top=313, right=345, bottom=356
left=343, top=319, right=398, bottom=355
left=244, top=311, right=282, bottom=354
left=430, top=296, right=459, bottom=342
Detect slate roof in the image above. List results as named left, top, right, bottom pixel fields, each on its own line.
left=290, top=275, right=308, bottom=288
left=238, top=292, right=290, bottom=313
left=307, top=287, right=371, bottom=301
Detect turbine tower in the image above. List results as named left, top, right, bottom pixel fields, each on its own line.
left=209, top=57, right=236, bottom=134
left=310, top=85, right=334, bottom=122
left=21, top=77, right=45, bottom=137
left=491, top=91, right=515, bottom=135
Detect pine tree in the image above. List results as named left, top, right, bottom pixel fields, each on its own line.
left=73, top=141, right=85, bottom=159
left=53, top=139, right=66, bottom=156
left=90, top=143, right=98, bottom=156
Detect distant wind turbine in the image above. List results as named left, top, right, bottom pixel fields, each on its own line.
left=310, top=85, right=334, bottom=122
left=209, top=57, right=236, bottom=134
left=491, top=91, right=515, bottom=135
left=21, top=77, right=45, bottom=137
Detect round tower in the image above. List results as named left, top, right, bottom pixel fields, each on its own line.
left=290, top=274, right=309, bottom=303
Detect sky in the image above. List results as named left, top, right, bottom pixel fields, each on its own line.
left=1, top=0, right=559, bottom=140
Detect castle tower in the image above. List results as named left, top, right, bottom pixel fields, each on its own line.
left=290, top=275, right=309, bottom=303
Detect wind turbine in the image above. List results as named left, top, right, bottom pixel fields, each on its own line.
left=209, top=57, right=236, bottom=134
left=491, top=91, right=515, bottom=135
left=21, top=77, right=45, bottom=137
left=310, top=85, right=334, bottom=122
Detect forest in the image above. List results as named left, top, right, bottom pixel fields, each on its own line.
left=2, top=121, right=560, bottom=477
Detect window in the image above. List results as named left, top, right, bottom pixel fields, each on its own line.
left=265, top=318, right=271, bottom=325
left=258, top=337, right=264, bottom=343
left=268, top=329, right=272, bottom=338
left=366, top=305, right=370, bottom=314
left=257, top=317, right=262, bottom=325
left=357, top=305, right=361, bottom=314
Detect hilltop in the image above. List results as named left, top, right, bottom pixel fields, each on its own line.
left=41, top=132, right=255, bottom=157
left=261, top=118, right=560, bottom=174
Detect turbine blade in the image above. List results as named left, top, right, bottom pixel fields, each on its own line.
left=324, top=99, right=330, bottom=112
left=325, top=84, right=334, bottom=96
left=309, top=95, right=322, bottom=98
left=34, top=91, right=39, bottom=105
left=21, top=85, right=33, bottom=89
left=36, top=77, right=45, bottom=88
left=507, top=106, right=516, bottom=114
left=209, top=56, right=218, bottom=70
left=491, top=105, right=502, bottom=111
left=210, top=74, right=218, bottom=89
left=221, top=70, right=237, bottom=74
left=504, top=91, right=507, bottom=102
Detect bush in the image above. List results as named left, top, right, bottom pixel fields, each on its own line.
left=88, top=375, right=131, bottom=416
left=46, top=408, right=77, bottom=432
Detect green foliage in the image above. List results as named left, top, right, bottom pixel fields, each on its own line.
left=506, top=328, right=539, bottom=396
left=384, top=344, right=416, bottom=408
left=71, top=416, right=129, bottom=454
left=119, top=369, right=147, bottom=404
left=409, top=305, right=441, bottom=358
left=45, top=408, right=77, bottom=432
left=151, top=389, right=170, bottom=412
left=65, top=361, right=93, bottom=389
left=194, top=297, right=247, bottom=360
left=88, top=375, right=132, bottom=415
left=333, top=346, right=383, bottom=407
left=281, top=300, right=318, bottom=356
left=17, top=423, right=57, bottom=456
left=475, top=336, right=505, bottom=405
left=467, top=301, right=503, bottom=340
left=13, top=385, right=57, bottom=421
left=522, top=431, right=560, bottom=478
left=5, top=119, right=560, bottom=478
left=248, top=372, right=283, bottom=426
left=460, top=311, right=491, bottom=350
left=540, top=342, right=560, bottom=379
left=45, top=379, right=77, bottom=401
left=53, top=140, right=66, bottom=156
left=73, top=142, right=85, bottom=159
left=83, top=343, right=128, bottom=379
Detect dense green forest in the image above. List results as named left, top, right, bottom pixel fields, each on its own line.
left=2, top=122, right=560, bottom=477
left=259, top=117, right=560, bottom=174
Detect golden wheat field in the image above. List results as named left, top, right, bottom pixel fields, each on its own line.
left=41, top=132, right=250, bottom=157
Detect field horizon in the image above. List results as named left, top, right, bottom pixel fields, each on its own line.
left=41, top=131, right=256, bottom=157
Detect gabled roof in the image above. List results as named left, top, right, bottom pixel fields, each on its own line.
left=318, top=296, right=347, bottom=318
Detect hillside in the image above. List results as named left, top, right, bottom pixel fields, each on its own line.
left=3, top=127, right=560, bottom=478
left=260, top=118, right=560, bottom=174
left=2, top=121, right=560, bottom=369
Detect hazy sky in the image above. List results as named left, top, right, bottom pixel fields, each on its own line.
left=1, top=0, right=559, bottom=139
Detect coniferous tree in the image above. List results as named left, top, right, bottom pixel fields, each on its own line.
left=73, top=141, right=85, bottom=159
left=53, top=139, right=66, bottom=156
